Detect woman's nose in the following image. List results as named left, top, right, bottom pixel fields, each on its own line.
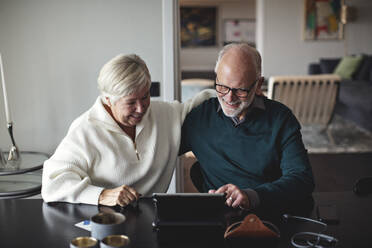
left=135, top=102, right=145, bottom=113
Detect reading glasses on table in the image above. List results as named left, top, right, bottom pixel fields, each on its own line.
left=283, top=214, right=338, bottom=248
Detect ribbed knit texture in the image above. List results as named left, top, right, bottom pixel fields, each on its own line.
left=181, top=97, right=315, bottom=212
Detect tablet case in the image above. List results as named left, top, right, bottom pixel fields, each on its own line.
left=152, top=193, right=226, bottom=228
left=152, top=193, right=227, bottom=244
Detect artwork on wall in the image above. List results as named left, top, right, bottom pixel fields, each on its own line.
left=180, top=7, right=217, bottom=47
left=304, top=0, right=344, bottom=40
left=223, top=19, right=255, bottom=47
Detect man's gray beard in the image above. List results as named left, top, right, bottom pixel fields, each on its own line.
left=217, top=96, right=250, bottom=118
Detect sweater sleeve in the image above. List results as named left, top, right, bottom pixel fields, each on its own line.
left=41, top=129, right=104, bottom=205
left=253, top=110, right=315, bottom=213
left=179, top=89, right=216, bottom=122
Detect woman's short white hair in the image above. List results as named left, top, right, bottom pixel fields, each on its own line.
left=214, top=43, right=262, bottom=79
left=98, top=54, right=151, bottom=104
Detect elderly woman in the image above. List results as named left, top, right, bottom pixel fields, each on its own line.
left=42, top=54, right=213, bottom=206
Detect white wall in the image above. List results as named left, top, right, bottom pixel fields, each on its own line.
left=257, top=0, right=372, bottom=77
left=180, top=0, right=256, bottom=71
left=0, top=0, right=163, bottom=154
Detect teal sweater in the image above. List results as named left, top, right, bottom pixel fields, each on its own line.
left=181, top=97, right=314, bottom=213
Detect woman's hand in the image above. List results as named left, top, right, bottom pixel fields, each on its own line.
left=98, top=185, right=140, bottom=207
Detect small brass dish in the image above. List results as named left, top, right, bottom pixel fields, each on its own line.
left=70, top=236, right=99, bottom=248
left=101, top=235, right=130, bottom=248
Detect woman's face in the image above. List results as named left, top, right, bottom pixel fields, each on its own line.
left=108, top=86, right=150, bottom=128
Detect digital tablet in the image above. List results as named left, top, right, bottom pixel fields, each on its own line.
left=152, top=193, right=226, bottom=228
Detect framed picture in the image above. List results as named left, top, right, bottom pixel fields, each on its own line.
left=180, top=7, right=217, bottom=47
left=223, top=19, right=255, bottom=46
left=304, top=0, right=344, bottom=40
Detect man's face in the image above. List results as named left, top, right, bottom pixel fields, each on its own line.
left=108, top=86, right=150, bottom=127
left=216, top=52, right=260, bottom=119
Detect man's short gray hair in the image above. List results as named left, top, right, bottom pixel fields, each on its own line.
left=98, top=54, right=151, bottom=104
left=214, top=43, right=262, bottom=79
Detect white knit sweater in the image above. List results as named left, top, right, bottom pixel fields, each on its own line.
left=42, top=90, right=214, bottom=205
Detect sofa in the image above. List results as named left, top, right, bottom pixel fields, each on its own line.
left=308, top=55, right=372, bottom=132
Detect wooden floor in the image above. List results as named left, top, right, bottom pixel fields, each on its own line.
left=183, top=152, right=372, bottom=193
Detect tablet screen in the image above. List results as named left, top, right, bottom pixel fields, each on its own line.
left=152, top=193, right=226, bottom=227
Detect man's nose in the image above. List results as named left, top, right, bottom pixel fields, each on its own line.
left=225, top=90, right=237, bottom=102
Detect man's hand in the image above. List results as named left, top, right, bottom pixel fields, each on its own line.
left=209, top=184, right=250, bottom=209
left=98, top=185, right=140, bottom=207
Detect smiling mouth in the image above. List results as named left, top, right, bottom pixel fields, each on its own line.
left=131, top=114, right=143, bottom=120
left=223, top=100, right=240, bottom=108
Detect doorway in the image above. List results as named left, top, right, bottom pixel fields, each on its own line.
left=178, top=0, right=257, bottom=192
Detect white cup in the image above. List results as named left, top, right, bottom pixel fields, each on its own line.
left=90, top=212, right=126, bottom=240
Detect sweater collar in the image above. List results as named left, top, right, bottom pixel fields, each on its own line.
left=88, top=96, right=149, bottom=137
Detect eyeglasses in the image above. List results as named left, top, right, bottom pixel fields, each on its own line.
left=215, top=78, right=258, bottom=98
left=283, top=214, right=338, bottom=248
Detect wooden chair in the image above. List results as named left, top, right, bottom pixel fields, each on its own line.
left=267, top=74, right=341, bottom=126
left=181, top=152, right=200, bottom=193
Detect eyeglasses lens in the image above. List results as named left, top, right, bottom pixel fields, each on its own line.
left=215, top=84, right=249, bottom=98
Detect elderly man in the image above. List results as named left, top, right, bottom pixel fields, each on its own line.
left=180, top=43, right=314, bottom=216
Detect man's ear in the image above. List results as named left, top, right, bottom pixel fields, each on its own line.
left=255, top=76, right=265, bottom=96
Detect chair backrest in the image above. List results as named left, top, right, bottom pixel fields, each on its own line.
left=268, top=74, right=340, bottom=125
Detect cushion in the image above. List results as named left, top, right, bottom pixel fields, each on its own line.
left=352, top=54, right=366, bottom=79
left=320, top=58, right=341, bottom=73
left=334, top=55, right=363, bottom=79
left=354, top=55, right=372, bottom=81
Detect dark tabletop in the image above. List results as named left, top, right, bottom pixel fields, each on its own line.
left=310, top=191, right=372, bottom=248
left=0, top=191, right=371, bottom=248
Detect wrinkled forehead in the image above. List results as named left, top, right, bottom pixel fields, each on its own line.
left=217, top=51, right=257, bottom=88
